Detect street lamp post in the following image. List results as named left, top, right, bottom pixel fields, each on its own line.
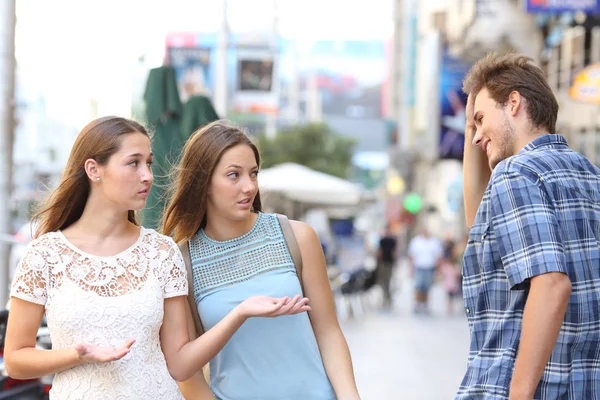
left=0, top=0, right=16, bottom=305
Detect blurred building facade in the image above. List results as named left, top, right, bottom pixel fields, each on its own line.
left=387, top=0, right=600, bottom=241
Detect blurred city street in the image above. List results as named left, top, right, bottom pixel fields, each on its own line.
left=341, top=260, right=470, bottom=400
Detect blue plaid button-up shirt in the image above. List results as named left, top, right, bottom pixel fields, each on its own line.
left=457, top=134, right=600, bottom=399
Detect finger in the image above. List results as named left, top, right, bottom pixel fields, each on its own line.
left=123, top=339, right=136, bottom=349
left=266, top=297, right=288, bottom=314
left=271, top=295, right=304, bottom=317
left=106, top=348, right=130, bottom=362
left=277, top=295, right=301, bottom=315
left=288, top=298, right=310, bottom=314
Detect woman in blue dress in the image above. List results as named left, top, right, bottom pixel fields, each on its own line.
left=162, top=121, right=360, bottom=400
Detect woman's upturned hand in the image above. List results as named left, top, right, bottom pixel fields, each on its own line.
left=75, top=339, right=136, bottom=364
left=237, top=295, right=311, bottom=319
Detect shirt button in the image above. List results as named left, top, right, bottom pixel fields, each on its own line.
left=466, top=308, right=470, bottom=313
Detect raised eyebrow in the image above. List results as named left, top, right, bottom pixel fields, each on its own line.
left=127, top=152, right=153, bottom=158
left=226, top=164, right=259, bottom=170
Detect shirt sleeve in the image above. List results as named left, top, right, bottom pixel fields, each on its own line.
left=490, top=170, right=567, bottom=289
left=162, top=238, right=189, bottom=299
left=10, top=243, right=49, bottom=306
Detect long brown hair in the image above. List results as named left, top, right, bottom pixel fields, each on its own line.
left=161, top=120, right=262, bottom=243
left=462, top=52, right=559, bottom=134
left=33, top=116, right=149, bottom=237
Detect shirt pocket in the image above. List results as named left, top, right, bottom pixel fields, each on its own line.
left=466, top=222, right=490, bottom=272
left=462, top=222, right=490, bottom=319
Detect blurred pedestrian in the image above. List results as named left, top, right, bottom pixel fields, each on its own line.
left=407, top=227, right=443, bottom=314
left=377, top=224, right=398, bottom=309
left=458, top=52, right=600, bottom=399
left=162, top=120, right=360, bottom=400
left=4, top=117, right=307, bottom=400
left=439, top=232, right=461, bottom=315
left=438, top=257, right=461, bottom=315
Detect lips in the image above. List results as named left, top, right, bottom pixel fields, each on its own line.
left=481, top=140, right=491, bottom=155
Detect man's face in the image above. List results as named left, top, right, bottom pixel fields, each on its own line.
left=472, top=88, right=517, bottom=169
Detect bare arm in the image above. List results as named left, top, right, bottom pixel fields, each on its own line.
left=5, top=298, right=81, bottom=378
left=176, top=299, right=215, bottom=400
left=291, top=221, right=360, bottom=400
left=463, top=94, right=491, bottom=229
left=509, top=273, right=571, bottom=399
left=161, top=293, right=309, bottom=382
left=4, top=298, right=133, bottom=379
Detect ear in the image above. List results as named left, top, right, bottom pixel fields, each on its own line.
left=84, top=159, right=101, bottom=182
left=507, top=91, right=522, bottom=117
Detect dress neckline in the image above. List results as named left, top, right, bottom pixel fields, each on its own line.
left=57, top=227, right=146, bottom=260
left=200, top=213, right=263, bottom=245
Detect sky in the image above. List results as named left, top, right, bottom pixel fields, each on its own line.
left=13, top=0, right=449, bottom=122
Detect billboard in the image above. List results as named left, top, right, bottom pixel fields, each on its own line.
left=232, top=47, right=278, bottom=114
left=165, top=33, right=388, bottom=118
left=238, top=59, right=274, bottom=92
left=279, top=39, right=387, bottom=118
left=569, top=62, right=600, bottom=104
left=526, top=0, right=600, bottom=13
left=167, top=47, right=212, bottom=103
left=439, top=51, right=471, bottom=160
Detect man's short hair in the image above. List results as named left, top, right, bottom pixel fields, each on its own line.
left=463, top=52, right=559, bottom=134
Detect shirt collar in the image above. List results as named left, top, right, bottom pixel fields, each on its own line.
left=520, top=134, right=568, bottom=154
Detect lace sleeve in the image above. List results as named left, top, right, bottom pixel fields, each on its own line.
left=161, top=238, right=188, bottom=299
left=10, top=243, right=49, bottom=306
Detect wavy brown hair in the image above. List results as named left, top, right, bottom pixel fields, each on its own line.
left=161, top=120, right=262, bottom=243
left=463, top=52, right=559, bottom=134
left=33, top=116, right=149, bottom=237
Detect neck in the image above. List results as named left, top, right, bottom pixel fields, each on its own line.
left=67, top=194, right=134, bottom=238
left=513, top=124, right=548, bottom=155
left=204, top=212, right=259, bottom=242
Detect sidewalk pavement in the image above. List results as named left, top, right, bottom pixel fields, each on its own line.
left=339, top=262, right=470, bottom=400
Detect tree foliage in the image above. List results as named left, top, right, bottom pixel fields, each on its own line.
left=257, top=123, right=356, bottom=179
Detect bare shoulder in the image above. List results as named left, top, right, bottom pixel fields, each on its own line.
left=289, top=220, right=320, bottom=247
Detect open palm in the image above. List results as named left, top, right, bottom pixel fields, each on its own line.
left=238, top=295, right=310, bottom=319
left=75, top=338, right=136, bottom=364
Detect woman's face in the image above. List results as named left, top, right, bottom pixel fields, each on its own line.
left=96, top=132, right=153, bottom=212
left=206, top=144, right=259, bottom=221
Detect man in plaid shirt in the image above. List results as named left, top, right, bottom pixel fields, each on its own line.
left=457, top=53, right=600, bottom=399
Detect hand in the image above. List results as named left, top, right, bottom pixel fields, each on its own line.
left=75, top=339, right=135, bottom=364
left=236, top=295, right=311, bottom=319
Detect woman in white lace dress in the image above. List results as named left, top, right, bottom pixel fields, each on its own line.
left=3, top=117, right=310, bottom=400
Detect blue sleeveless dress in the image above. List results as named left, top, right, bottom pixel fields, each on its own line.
left=189, top=212, right=336, bottom=400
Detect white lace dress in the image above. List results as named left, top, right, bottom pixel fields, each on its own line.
left=10, top=227, right=188, bottom=400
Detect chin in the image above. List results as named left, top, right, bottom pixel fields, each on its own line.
left=230, top=208, right=253, bottom=220
left=129, top=200, right=147, bottom=211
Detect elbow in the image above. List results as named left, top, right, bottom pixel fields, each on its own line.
left=167, top=363, right=192, bottom=383
left=4, top=357, right=26, bottom=380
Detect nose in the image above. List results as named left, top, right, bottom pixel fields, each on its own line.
left=141, top=165, right=153, bottom=184
left=472, top=129, right=483, bottom=147
left=241, top=175, right=257, bottom=194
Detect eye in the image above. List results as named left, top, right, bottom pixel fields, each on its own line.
left=129, top=160, right=138, bottom=167
left=250, top=171, right=259, bottom=178
left=147, top=161, right=153, bottom=168
left=227, top=172, right=239, bottom=179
